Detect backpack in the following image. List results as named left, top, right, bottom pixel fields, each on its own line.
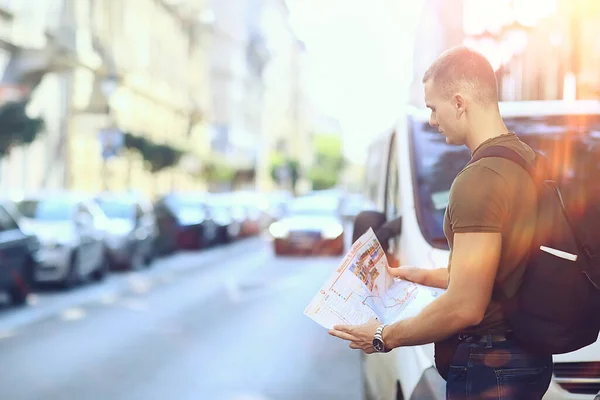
left=468, top=145, right=600, bottom=355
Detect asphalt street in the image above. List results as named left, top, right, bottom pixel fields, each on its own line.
left=0, top=235, right=364, bottom=400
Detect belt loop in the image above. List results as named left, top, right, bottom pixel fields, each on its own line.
left=485, top=334, right=493, bottom=349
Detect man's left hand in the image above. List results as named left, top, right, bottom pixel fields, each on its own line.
left=328, top=318, right=381, bottom=354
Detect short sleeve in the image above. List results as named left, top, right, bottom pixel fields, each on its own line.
left=448, top=165, right=510, bottom=233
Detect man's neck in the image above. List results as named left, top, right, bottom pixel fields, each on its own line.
left=465, top=112, right=509, bottom=153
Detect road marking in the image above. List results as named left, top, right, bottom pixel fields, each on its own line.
left=27, top=294, right=39, bottom=306
left=60, top=307, right=87, bottom=321
left=0, top=330, right=14, bottom=340
left=99, top=292, right=119, bottom=305
left=119, top=298, right=149, bottom=312
left=128, top=275, right=152, bottom=294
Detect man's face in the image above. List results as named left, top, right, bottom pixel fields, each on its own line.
left=423, top=79, right=465, bottom=146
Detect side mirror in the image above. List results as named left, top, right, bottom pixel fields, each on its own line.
left=352, top=211, right=402, bottom=253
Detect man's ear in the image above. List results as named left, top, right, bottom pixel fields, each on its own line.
left=454, top=94, right=466, bottom=117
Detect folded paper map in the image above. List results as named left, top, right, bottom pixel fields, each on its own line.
left=304, top=228, right=445, bottom=329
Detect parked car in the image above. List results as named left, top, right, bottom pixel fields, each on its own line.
left=212, top=195, right=263, bottom=238
left=269, top=195, right=345, bottom=256
left=16, top=193, right=108, bottom=288
left=94, top=193, right=157, bottom=270
left=153, top=193, right=219, bottom=254
left=240, top=204, right=265, bottom=237
left=0, top=200, right=38, bottom=305
left=358, top=101, right=600, bottom=400
left=206, top=198, right=241, bottom=244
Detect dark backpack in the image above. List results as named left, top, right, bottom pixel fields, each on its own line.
left=468, top=146, right=600, bottom=354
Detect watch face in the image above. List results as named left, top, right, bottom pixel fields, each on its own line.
left=373, top=338, right=384, bottom=352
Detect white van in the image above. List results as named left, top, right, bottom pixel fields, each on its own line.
left=360, top=100, right=600, bottom=400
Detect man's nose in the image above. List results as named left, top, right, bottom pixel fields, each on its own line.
left=429, top=116, right=437, bottom=128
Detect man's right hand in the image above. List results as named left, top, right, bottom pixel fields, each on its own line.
left=387, top=265, right=449, bottom=290
left=387, top=265, right=428, bottom=285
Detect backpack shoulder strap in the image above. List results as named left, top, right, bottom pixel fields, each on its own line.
left=467, top=145, right=534, bottom=178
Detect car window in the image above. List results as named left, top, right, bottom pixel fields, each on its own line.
left=135, top=205, right=144, bottom=220
left=17, top=199, right=75, bottom=221
left=96, top=198, right=135, bottom=220
left=384, top=133, right=401, bottom=253
left=164, top=196, right=207, bottom=224
left=287, top=196, right=339, bottom=216
left=385, top=133, right=401, bottom=221
left=409, top=113, right=600, bottom=249
left=0, top=206, right=19, bottom=232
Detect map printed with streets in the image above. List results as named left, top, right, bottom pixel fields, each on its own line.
left=304, top=228, right=446, bottom=329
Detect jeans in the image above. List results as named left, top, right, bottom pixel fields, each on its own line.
left=446, top=338, right=553, bottom=400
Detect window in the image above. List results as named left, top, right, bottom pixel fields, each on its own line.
left=385, top=133, right=401, bottom=221
left=384, top=133, right=402, bottom=253
left=409, top=113, right=600, bottom=249
left=135, top=205, right=144, bottom=221
left=0, top=206, right=18, bottom=232
left=17, top=199, right=75, bottom=221
left=287, top=196, right=339, bottom=217
left=96, top=198, right=135, bottom=220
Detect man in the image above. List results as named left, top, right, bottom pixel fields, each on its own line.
left=329, top=46, right=553, bottom=398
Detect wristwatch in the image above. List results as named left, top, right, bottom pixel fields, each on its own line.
left=372, top=324, right=388, bottom=352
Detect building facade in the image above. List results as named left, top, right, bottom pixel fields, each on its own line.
left=207, top=0, right=311, bottom=192
left=410, top=0, right=600, bottom=103
left=409, top=0, right=465, bottom=107
left=416, top=0, right=600, bottom=103
left=0, top=0, right=212, bottom=196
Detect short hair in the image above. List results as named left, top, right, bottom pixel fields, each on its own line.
left=423, top=46, right=499, bottom=107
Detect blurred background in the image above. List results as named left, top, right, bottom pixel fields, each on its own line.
left=0, top=0, right=598, bottom=399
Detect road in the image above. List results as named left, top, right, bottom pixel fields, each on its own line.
left=0, top=235, right=364, bottom=400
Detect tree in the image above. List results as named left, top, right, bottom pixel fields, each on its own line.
left=269, top=152, right=300, bottom=192
left=123, top=132, right=184, bottom=173
left=308, top=133, right=344, bottom=190
left=0, top=100, right=45, bottom=157
left=202, top=159, right=236, bottom=184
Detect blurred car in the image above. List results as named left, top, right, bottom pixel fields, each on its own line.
left=206, top=198, right=241, bottom=243
left=215, top=194, right=265, bottom=238
left=230, top=202, right=251, bottom=237
left=16, top=193, right=108, bottom=288
left=0, top=201, right=39, bottom=305
left=240, top=204, right=265, bottom=236
left=153, top=193, right=220, bottom=254
left=269, top=195, right=345, bottom=256
left=94, top=194, right=158, bottom=270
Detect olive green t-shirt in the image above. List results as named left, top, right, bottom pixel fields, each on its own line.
left=443, top=133, right=537, bottom=334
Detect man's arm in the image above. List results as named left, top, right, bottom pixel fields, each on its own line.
left=384, top=232, right=502, bottom=348
left=387, top=266, right=449, bottom=289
